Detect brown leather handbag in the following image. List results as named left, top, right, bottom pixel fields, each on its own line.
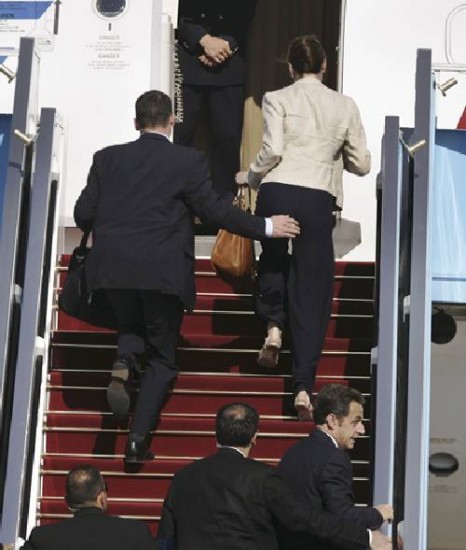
left=211, top=187, right=256, bottom=279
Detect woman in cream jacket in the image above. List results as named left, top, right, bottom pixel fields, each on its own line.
left=237, top=35, right=371, bottom=420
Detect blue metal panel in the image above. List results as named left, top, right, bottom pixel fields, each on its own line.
left=431, top=129, right=466, bottom=303
left=0, top=114, right=11, bottom=228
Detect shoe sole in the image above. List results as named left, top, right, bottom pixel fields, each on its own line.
left=124, top=452, right=154, bottom=463
left=107, top=379, right=130, bottom=419
left=256, top=346, right=280, bottom=368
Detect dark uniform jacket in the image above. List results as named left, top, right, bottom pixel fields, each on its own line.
left=176, top=0, right=257, bottom=86
left=277, top=429, right=384, bottom=550
left=21, top=507, right=155, bottom=550
left=156, top=447, right=370, bottom=550
left=74, top=133, right=265, bottom=310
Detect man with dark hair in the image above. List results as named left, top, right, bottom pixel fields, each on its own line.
left=156, top=402, right=392, bottom=550
left=20, top=465, right=154, bottom=550
left=277, top=384, right=394, bottom=549
left=74, top=90, right=301, bottom=463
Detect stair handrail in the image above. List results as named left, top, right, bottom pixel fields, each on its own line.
left=0, top=106, right=63, bottom=546
left=0, top=37, right=40, bottom=539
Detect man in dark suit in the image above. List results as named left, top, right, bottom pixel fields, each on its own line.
left=277, top=384, right=394, bottom=549
left=20, top=464, right=154, bottom=550
left=175, top=0, right=257, bottom=196
left=74, top=90, right=300, bottom=463
left=156, top=402, right=392, bottom=550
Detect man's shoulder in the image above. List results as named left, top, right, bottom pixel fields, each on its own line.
left=282, top=431, right=341, bottom=464
left=175, top=451, right=273, bottom=478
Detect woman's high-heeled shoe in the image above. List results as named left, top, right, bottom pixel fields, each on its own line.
left=257, top=325, right=282, bottom=368
left=294, top=390, right=313, bottom=421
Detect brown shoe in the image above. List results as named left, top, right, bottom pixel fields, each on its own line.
left=294, top=391, right=313, bottom=421
left=107, top=355, right=132, bottom=420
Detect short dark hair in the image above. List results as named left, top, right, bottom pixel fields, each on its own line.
left=65, top=464, right=106, bottom=508
left=216, top=403, right=259, bottom=447
left=135, top=90, right=172, bottom=129
left=288, top=35, right=326, bottom=75
left=314, top=384, right=365, bottom=425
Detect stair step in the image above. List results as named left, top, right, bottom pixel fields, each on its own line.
left=40, top=498, right=164, bottom=518
left=43, top=427, right=371, bottom=461
left=51, top=331, right=372, bottom=351
left=57, top=257, right=375, bottom=275
left=48, top=371, right=371, bottom=393
left=47, top=382, right=372, bottom=416
left=50, top=346, right=371, bottom=376
left=55, top=309, right=374, bottom=337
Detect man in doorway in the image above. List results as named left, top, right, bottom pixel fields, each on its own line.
left=20, top=464, right=155, bottom=549
left=175, top=0, right=257, bottom=197
left=277, top=384, right=394, bottom=549
left=156, top=402, right=392, bottom=550
left=74, top=90, right=300, bottom=462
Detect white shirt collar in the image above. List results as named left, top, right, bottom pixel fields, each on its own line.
left=140, top=130, right=170, bottom=140
left=319, top=428, right=339, bottom=449
left=218, top=445, right=247, bottom=458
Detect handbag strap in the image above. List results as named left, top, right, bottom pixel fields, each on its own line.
left=236, top=185, right=253, bottom=212
left=79, top=231, right=91, bottom=249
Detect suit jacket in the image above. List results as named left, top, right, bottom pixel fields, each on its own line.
left=156, top=447, right=369, bottom=550
left=20, top=507, right=155, bottom=550
left=176, top=0, right=256, bottom=86
left=248, top=76, right=371, bottom=209
left=277, top=429, right=383, bottom=550
left=74, top=133, right=265, bottom=310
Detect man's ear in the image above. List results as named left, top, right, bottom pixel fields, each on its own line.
left=326, top=413, right=339, bottom=430
left=250, top=431, right=258, bottom=447
left=134, top=118, right=140, bottom=131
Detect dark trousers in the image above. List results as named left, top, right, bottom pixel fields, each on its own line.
left=174, top=84, right=244, bottom=197
left=105, top=289, right=183, bottom=436
left=255, top=183, right=335, bottom=393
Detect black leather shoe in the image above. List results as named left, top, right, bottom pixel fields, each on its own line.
left=124, top=437, right=154, bottom=463
left=107, top=354, right=138, bottom=420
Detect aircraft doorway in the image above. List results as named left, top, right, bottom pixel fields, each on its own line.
left=241, top=0, right=343, bottom=169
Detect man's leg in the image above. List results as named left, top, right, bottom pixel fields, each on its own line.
left=126, top=291, right=184, bottom=461
left=105, top=289, right=145, bottom=419
left=209, top=85, right=245, bottom=197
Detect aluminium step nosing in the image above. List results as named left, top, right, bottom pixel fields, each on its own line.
left=42, top=427, right=370, bottom=440
left=49, top=369, right=371, bottom=381
left=186, top=311, right=373, bottom=318
left=40, top=452, right=370, bottom=466
left=43, top=411, right=371, bottom=424
left=50, top=342, right=372, bottom=355
left=37, top=512, right=161, bottom=521
left=53, top=305, right=374, bottom=318
left=43, top=410, right=300, bottom=420
left=46, top=384, right=372, bottom=396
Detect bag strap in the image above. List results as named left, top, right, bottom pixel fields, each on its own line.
left=236, top=185, right=253, bottom=213
left=79, top=231, right=91, bottom=249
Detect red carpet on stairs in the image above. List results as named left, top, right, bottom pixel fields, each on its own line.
left=39, top=258, right=375, bottom=534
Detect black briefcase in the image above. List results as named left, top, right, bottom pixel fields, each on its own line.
left=58, top=231, right=117, bottom=329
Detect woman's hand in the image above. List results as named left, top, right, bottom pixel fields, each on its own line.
left=235, top=171, right=249, bottom=185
